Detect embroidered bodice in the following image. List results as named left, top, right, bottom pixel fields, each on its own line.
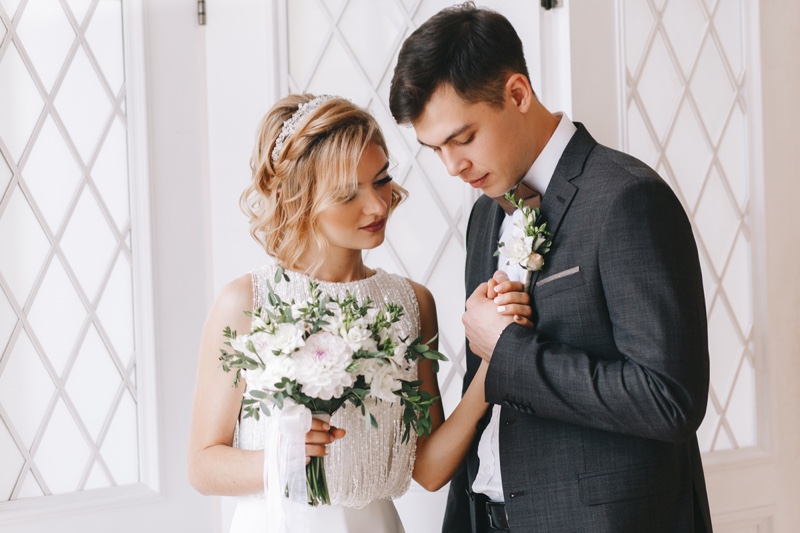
left=235, top=264, right=420, bottom=507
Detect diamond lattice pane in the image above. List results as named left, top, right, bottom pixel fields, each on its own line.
left=63, top=0, right=91, bottom=25
left=59, top=187, right=118, bottom=300
left=726, top=356, right=756, bottom=447
left=0, top=285, right=16, bottom=353
left=54, top=44, right=112, bottom=163
left=0, top=185, right=51, bottom=306
left=661, top=0, right=707, bottom=77
left=95, top=255, right=134, bottom=367
left=0, top=151, right=10, bottom=198
left=100, top=389, right=138, bottom=484
left=287, top=0, right=330, bottom=89
left=625, top=101, right=659, bottom=169
left=0, top=42, right=45, bottom=164
left=415, top=148, right=467, bottom=220
left=84, top=462, right=112, bottom=490
left=339, top=0, right=405, bottom=87
left=0, top=419, right=24, bottom=500
left=386, top=169, right=448, bottom=282
left=690, top=37, right=735, bottom=144
left=0, top=0, right=22, bottom=21
left=0, top=329, right=55, bottom=448
left=27, top=256, right=86, bottom=377
left=306, top=38, right=372, bottom=104
left=713, top=0, right=744, bottom=79
left=636, top=33, right=682, bottom=144
left=16, top=0, right=75, bottom=92
left=623, top=0, right=655, bottom=76
left=717, top=105, right=748, bottom=210
left=66, top=324, right=122, bottom=440
left=694, top=167, right=739, bottom=274
left=92, top=117, right=129, bottom=232
left=721, top=232, right=752, bottom=336
left=16, top=471, right=44, bottom=499
left=707, top=302, right=743, bottom=403
left=665, top=101, right=712, bottom=212
left=22, top=114, right=82, bottom=232
left=35, top=397, right=91, bottom=494
left=84, top=0, right=124, bottom=95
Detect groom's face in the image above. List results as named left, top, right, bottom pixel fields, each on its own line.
left=412, top=83, right=528, bottom=198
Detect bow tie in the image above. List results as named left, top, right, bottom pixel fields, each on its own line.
left=492, top=181, right=542, bottom=216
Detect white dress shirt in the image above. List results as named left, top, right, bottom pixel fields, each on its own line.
left=471, top=113, right=577, bottom=502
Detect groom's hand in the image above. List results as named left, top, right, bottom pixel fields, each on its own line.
left=464, top=282, right=517, bottom=361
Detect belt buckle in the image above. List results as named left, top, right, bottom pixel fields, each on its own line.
left=485, top=501, right=509, bottom=531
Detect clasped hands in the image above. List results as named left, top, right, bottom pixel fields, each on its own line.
left=463, top=270, right=534, bottom=362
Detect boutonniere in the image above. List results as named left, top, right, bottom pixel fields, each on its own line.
left=494, top=192, right=552, bottom=288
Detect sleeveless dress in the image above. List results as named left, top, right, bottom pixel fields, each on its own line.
left=230, top=265, right=420, bottom=533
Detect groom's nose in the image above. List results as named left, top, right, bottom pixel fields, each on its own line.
left=440, top=147, right=469, bottom=177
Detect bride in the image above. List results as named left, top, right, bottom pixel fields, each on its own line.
left=187, top=94, right=532, bottom=532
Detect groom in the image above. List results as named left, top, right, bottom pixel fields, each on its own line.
left=390, top=3, right=713, bottom=533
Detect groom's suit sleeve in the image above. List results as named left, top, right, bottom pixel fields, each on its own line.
left=485, top=161, right=709, bottom=443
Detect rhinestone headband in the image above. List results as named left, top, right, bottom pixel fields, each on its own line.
left=271, top=95, right=336, bottom=162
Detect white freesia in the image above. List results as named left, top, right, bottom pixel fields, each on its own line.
left=499, top=233, right=535, bottom=266
left=293, top=332, right=355, bottom=400
left=342, top=324, right=378, bottom=352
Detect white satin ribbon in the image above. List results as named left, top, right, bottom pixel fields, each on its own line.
left=264, top=400, right=312, bottom=533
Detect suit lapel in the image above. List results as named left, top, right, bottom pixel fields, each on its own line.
left=528, top=124, right=596, bottom=289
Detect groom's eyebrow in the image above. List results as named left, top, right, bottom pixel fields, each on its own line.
left=417, top=123, right=472, bottom=149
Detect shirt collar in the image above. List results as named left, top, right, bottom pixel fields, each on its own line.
left=520, top=112, right=577, bottom=195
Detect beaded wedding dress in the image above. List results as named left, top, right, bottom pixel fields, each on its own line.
left=229, top=265, right=420, bottom=533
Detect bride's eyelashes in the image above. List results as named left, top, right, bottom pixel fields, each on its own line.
left=374, top=175, right=393, bottom=186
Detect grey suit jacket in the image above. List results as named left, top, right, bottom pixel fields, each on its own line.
left=443, top=125, right=713, bottom=532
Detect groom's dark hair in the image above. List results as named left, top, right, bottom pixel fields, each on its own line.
left=389, top=2, right=530, bottom=125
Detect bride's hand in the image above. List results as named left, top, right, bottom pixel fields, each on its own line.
left=489, top=270, right=535, bottom=329
left=305, top=418, right=346, bottom=464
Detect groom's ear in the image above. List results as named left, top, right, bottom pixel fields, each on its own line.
left=506, top=74, right=533, bottom=113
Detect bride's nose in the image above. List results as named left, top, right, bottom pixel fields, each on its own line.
left=363, top=188, right=389, bottom=216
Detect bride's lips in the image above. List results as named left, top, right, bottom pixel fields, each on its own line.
left=361, top=219, right=386, bottom=233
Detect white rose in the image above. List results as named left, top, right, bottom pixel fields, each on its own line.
left=523, top=252, right=545, bottom=271
left=292, top=332, right=355, bottom=400
left=246, top=354, right=297, bottom=391
left=269, top=322, right=306, bottom=355
left=248, top=331, right=273, bottom=356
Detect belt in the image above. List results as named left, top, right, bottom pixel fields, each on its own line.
left=468, top=491, right=510, bottom=532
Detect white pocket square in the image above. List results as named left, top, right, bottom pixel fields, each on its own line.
left=536, top=266, right=580, bottom=287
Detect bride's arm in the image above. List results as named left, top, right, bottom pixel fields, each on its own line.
left=187, top=274, right=264, bottom=496
left=187, top=274, right=342, bottom=496
left=407, top=276, right=531, bottom=492
left=404, top=280, right=487, bottom=492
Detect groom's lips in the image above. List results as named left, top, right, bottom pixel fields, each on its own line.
left=361, top=219, right=386, bottom=233
left=468, top=175, right=488, bottom=188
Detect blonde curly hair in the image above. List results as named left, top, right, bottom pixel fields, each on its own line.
left=241, top=94, right=407, bottom=275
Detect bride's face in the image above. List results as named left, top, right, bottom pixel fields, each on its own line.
left=317, top=142, right=394, bottom=253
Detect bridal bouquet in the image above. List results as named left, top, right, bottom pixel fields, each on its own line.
left=220, top=267, right=446, bottom=506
